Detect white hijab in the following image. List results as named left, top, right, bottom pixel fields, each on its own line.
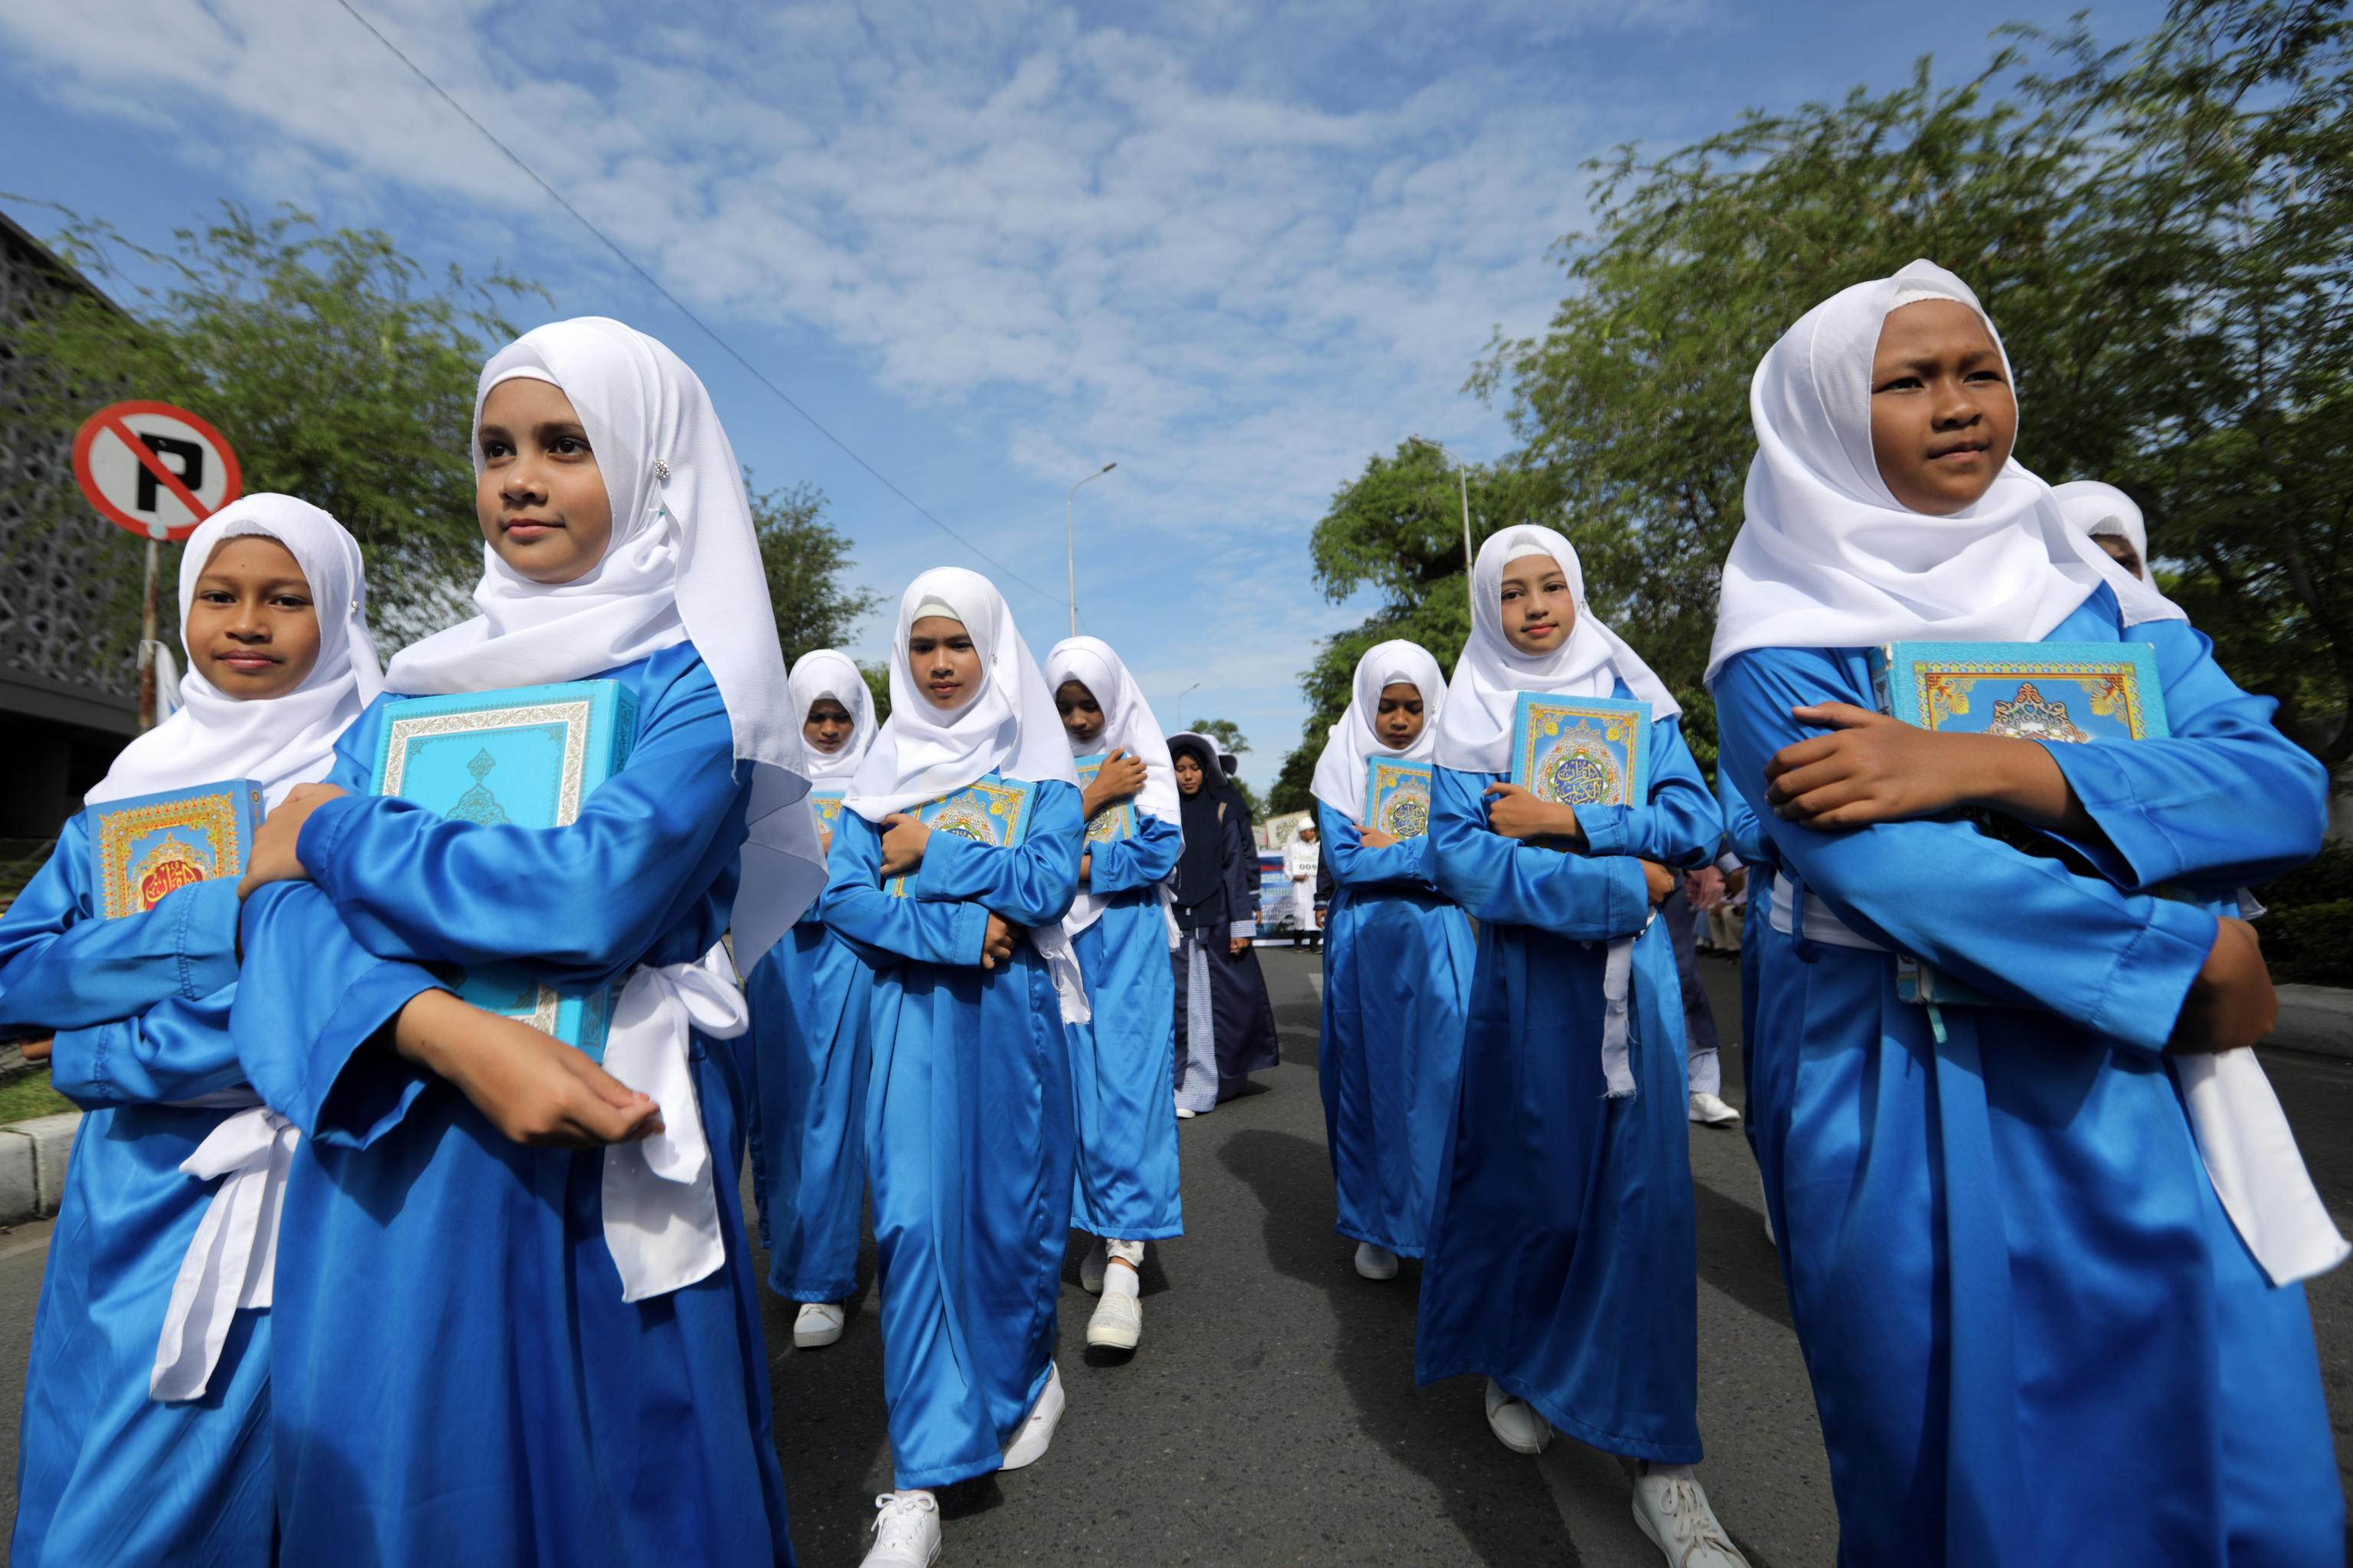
left=1042, top=636, right=1180, bottom=825
left=787, top=649, right=876, bottom=787
left=846, top=568, right=1080, bottom=821
left=1707, top=260, right=2183, bottom=682
left=87, top=495, right=382, bottom=810
left=2052, top=480, right=2151, bottom=571
left=1435, top=525, right=1681, bottom=774
left=1310, top=639, right=1447, bottom=826
left=382, top=316, right=821, bottom=965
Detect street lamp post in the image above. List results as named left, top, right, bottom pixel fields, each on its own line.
left=1067, top=460, right=1118, bottom=637
left=1409, top=437, right=1474, bottom=591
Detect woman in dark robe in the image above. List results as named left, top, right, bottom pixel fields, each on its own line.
left=1167, top=733, right=1280, bottom=1114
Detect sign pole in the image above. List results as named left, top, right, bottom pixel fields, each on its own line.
left=138, top=537, right=159, bottom=731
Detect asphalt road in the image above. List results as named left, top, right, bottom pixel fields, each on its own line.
left=0, top=948, right=2347, bottom=1565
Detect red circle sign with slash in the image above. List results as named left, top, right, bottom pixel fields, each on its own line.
left=71, top=399, right=243, bottom=542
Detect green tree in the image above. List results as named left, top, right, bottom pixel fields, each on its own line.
left=1281, top=2, right=2353, bottom=787
left=1184, top=716, right=1250, bottom=758
left=2, top=201, right=543, bottom=646
left=751, top=477, right=882, bottom=666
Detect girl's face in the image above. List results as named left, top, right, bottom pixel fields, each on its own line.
left=908, top=616, right=983, bottom=711
left=186, top=535, right=322, bottom=700
left=803, top=696, right=855, bottom=754
left=1373, top=682, right=1425, bottom=748
left=1868, top=299, right=2017, bottom=517
left=1055, top=680, right=1105, bottom=746
left=1174, top=754, right=1204, bottom=796
left=1498, top=554, right=1576, bottom=655
left=476, top=376, right=616, bottom=585
left=2095, top=534, right=2147, bottom=581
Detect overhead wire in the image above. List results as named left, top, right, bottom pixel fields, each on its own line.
left=332, top=0, right=1067, bottom=608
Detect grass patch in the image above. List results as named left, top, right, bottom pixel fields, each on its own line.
left=0, top=1070, right=77, bottom=1125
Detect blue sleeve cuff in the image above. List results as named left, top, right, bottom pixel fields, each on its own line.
left=304, top=965, right=440, bottom=1147
left=2036, top=739, right=2168, bottom=890
left=296, top=793, right=366, bottom=902
left=947, top=900, right=989, bottom=967
left=1576, top=805, right=1631, bottom=856
left=172, top=877, right=244, bottom=998
left=2087, top=898, right=2214, bottom=1056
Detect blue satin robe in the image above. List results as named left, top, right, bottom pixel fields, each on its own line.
left=1713, top=588, right=2344, bottom=1566
left=741, top=905, right=874, bottom=1304
left=819, top=781, right=1082, bottom=1490
left=1069, top=812, right=1183, bottom=1241
left=229, top=643, right=795, bottom=1567
left=1415, top=700, right=1718, bottom=1462
left=0, top=830, right=270, bottom=1566
left=1315, top=804, right=1474, bottom=1258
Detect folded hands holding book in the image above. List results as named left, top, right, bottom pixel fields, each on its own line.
left=1482, top=781, right=1675, bottom=906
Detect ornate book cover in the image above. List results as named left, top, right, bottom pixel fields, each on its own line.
left=89, top=780, right=267, bottom=919
left=810, top=791, right=846, bottom=836
left=366, top=680, right=640, bottom=1059
left=1363, top=758, right=1433, bottom=840
left=1073, top=755, right=1139, bottom=846
left=889, top=773, right=1036, bottom=897
left=1872, top=640, right=2171, bottom=1008
left=1509, top=692, right=1651, bottom=808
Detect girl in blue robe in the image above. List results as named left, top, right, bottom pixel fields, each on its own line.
left=1307, top=639, right=1473, bottom=1282
left=742, top=648, right=879, bottom=1353
left=1418, top=525, right=1749, bottom=1567
left=822, top=568, right=1085, bottom=1568
left=1045, top=635, right=1184, bottom=1354
left=1707, top=260, right=2345, bottom=1565
left=0, top=496, right=380, bottom=1566
left=227, top=319, right=827, bottom=1566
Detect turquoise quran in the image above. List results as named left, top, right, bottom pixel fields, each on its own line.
left=1363, top=758, right=1433, bottom=840
left=1871, top=640, right=2169, bottom=1007
left=1074, top=755, right=1139, bottom=846
left=810, top=791, right=846, bottom=838
left=367, top=680, right=639, bottom=1059
left=89, top=780, right=267, bottom=920
left=1510, top=692, right=1651, bottom=809
left=889, top=773, right=1036, bottom=896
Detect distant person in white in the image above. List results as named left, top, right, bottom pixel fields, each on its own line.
left=1284, top=820, right=1321, bottom=938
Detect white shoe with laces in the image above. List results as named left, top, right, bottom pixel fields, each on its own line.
left=1630, top=1464, right=1749, bottom=1566
left=1688, top=1092, right=1742, bottom=1127
left=1080, top=1238, right=1108, bottom=1295
left=1353, top=1242, right=1399, bottom=1281
left=860, top=1491, right=941, bottom=1568
left=1483, top=1378, right=1553, bottom=1455
left=999, top=1362, right=1064, bottom=1470
left=794, top=1301, right=846, bottom=1349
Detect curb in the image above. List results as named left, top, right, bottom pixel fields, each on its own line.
left=2269, top=984, right=2353, bottom=1064
left=0, top=1111, right=80, bottom=1226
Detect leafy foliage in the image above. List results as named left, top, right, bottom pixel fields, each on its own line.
left=751, top=477, right=882, bottom=667
left=2, top=202, right=544, bottom=647
left=1281, top=2, right=2353, bottom=794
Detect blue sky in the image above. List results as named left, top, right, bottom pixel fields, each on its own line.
left=1, top=0, right=2165, bottom=790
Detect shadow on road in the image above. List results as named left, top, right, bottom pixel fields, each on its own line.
left=1218, top=1124, right=1577, bottom=1568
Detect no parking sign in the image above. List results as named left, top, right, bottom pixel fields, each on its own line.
left=71, top=399, right=242, bottom=541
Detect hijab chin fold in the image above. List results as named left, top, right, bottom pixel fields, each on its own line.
left=1433, top=525, right=1680, bottom=776
left=1706, top=260, right=2182, bottom=684
left=87, top=494, right=381, bottom=811
left=381, top=316, right=822, bottom=965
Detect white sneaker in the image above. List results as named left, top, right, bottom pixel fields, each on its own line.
left=860, top=1491, right=941, bottom=1568
left=1175, top=1105, right=1197, bottom=1120
left=1079, top=1238, right=1108, bottom=1295
left=999, top=1362, right=1064, bottom=1470
left=1688, top=1092, right=1742, bottom=1127
left=1353, top=1242, right=1399, bottom=1281
left=1630, top=1465, right=1749, bottom=1567
left=1087, top=1289, right=1141, bottom=1350
left=1483, top=1378, right=1552, bottom=1455
left=794, top=1301, right=846, bottom=1349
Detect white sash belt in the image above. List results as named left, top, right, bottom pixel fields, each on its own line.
left=1597, top=906, right=1658, bottom=1100
left=600, top=948, right=743, bottom=1304
left=1766, top=878, right=2346, bottom=1286
left=1029, top=925, right=1092, bottom=1025
left=152, top=1105, right=296, bottom=1403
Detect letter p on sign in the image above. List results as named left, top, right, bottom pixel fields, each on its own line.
left=72, top=400, right=242, bottom=542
